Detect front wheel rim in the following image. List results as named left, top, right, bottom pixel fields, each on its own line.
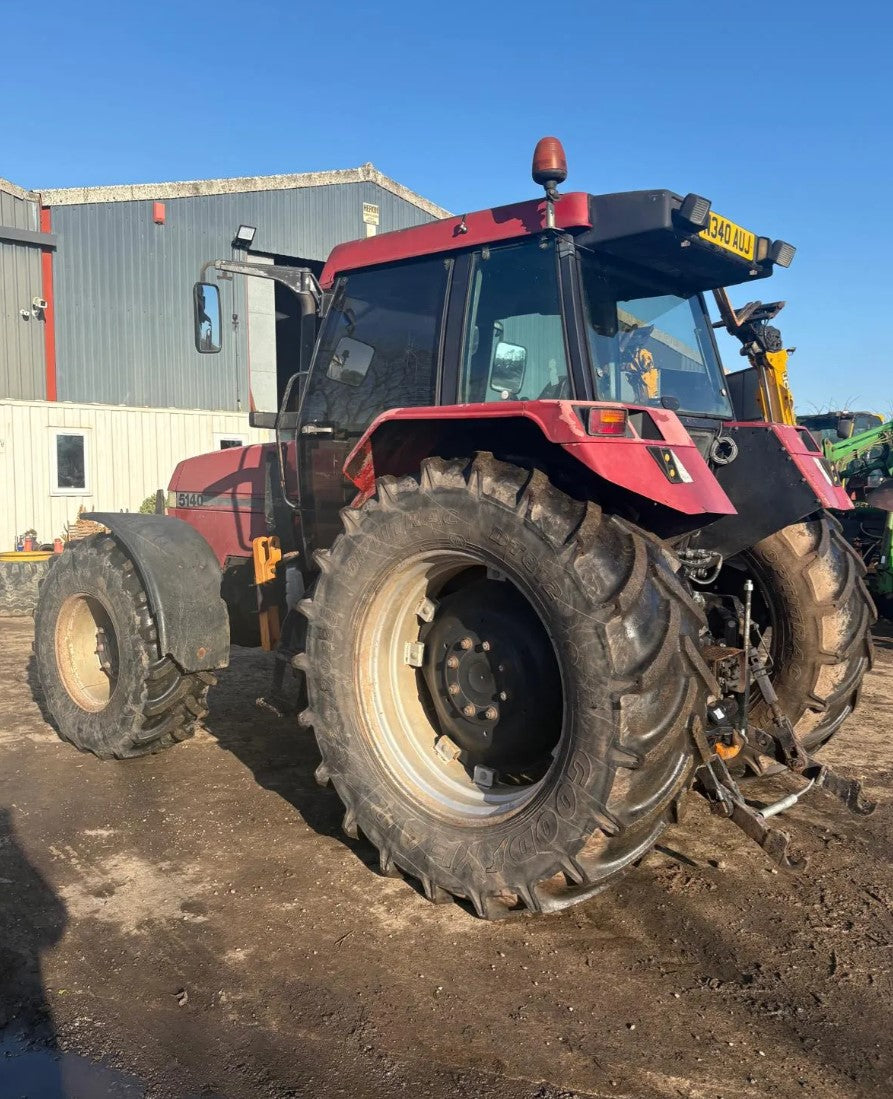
left=55, top=593, right=120, bottom=711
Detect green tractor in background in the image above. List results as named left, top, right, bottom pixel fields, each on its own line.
left=799, top=411, right=893, bottom=619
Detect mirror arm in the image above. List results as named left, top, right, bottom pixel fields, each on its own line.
left=200, top=260, right=322, bottom=310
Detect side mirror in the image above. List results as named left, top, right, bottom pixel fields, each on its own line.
left=836, top=414, right=855, bottom=440
left=193, top=282, right=221, bottom=353
left=489, top=341, right=527, bottom=397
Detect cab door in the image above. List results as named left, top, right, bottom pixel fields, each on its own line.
left=297, top=255, right=453, bottom=555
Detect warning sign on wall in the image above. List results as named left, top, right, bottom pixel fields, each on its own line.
left=363, top=202, right=380, bottom=237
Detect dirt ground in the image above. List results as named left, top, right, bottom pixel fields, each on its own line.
left=1, top=618, right=892, bottom=1099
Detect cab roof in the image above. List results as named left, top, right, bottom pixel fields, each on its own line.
left=320, top=189, right=789, bottom=295
left=321, top=192, right=591, bottom=288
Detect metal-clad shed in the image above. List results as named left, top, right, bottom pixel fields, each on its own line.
left=0, top=163, right=448, bottom=549
left=0, top=178, right=48, bottom=400
left=42, top=166, right=448, bottom=411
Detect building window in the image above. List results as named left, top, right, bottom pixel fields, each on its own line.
left=213, top=433, right=247, bottom=450
left=50, top=430, right=90, bottom=495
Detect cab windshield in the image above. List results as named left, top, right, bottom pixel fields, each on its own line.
left=579, top=251, right=733, bottom=417
left=797, top=412, right=883, bottom=446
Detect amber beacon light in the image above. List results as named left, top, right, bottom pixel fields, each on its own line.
left=532, top=136, right=568, bottom=227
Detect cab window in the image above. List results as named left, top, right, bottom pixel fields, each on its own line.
left=302, top=256, right=450, bottom=434
left=580, top=252, right=732, bottom=417
left=459, top=239, right=570, bottom=403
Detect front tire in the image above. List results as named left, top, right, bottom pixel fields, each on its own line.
left=34, top=535, right=213, bottom=759
left=299, top=454, right=713, bottom=918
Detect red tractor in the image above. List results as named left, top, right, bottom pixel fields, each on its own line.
left=35, top=140, right=874, bottom=918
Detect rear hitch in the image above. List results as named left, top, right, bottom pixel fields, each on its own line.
left=692, top=636, right=876, bottom=869
left=804, top=762, right=876, bottom=815
left=745, top=648, right=876, bottom=815
left=694, top=748, right=807, bottom=871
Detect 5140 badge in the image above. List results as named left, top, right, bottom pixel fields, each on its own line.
left=176, top=491, right=205, bottom=508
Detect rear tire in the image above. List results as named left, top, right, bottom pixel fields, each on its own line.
left=298, top=454, right=713, bottom=918
left=34, top=535, right=213, bottom=759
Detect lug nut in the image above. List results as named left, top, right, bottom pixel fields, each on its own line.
left=460, top=637, right=474, bottom=650
left=499, top=691, right=508, bottom=701
left=481, top=640, right=491, bottom=652
left=485, top=706, right=499, bottom=721
left=446, top=655, right=460, bottom=669
left=448, top=683, right=460, bottom=696
left=463, top=704, right=475, bottom=718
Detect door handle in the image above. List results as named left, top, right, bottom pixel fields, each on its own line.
left=300, top=424, right=334, bottom=436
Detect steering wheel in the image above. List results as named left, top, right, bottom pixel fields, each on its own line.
left=537, top=376, right=571, bottom=399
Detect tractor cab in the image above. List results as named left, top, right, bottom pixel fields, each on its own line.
left=192, top=140, right=795, bottom=433
left=183, top=137, right=816, bottom=565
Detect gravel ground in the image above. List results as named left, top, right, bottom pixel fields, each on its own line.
left=1, top=617, right=892, bottom=1098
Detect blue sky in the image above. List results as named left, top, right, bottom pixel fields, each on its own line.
left=2, top=0, right=890, bottom=413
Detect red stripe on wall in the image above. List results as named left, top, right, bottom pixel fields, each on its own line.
left=39, top=206, right=57, bottom=401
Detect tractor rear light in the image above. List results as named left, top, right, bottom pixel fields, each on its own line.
left=166, top=491, right=177, bottom=511
left=587, top=407, right=628, bottom=436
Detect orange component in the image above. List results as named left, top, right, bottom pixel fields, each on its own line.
left=253, top=536, right=282, bottom=651
left=532, top=136, right=568, bottom=187
left=715, top=735, right=744, bottom=761
left=253, top=535, right=281, bottom=585
left=587, top=407, right=628, bottom=436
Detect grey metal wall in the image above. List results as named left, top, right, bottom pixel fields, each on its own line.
left=0, top=183, right=46, bottom=399
left=51, top=181, right=437, bottom=411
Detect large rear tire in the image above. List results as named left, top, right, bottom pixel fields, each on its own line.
left=298, top=454, right=713, bottom=918
left=34, top=535, right=214, bottom=759
left=726, top=517, right=874, bottom=771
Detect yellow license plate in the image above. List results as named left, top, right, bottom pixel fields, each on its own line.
left=699, top=212, right=756, bottom=261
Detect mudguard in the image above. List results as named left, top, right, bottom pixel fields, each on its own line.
left=85, top=513, right=229, bottom=671
left=344, top=401, right=736, bottom=517
left=693, top=424, right=852, bottom=557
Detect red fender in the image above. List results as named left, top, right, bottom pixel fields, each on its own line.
left=344, top=400, right=736, bottom=517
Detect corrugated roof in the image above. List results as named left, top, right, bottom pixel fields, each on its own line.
left=38, top=163, right=451, bottom=219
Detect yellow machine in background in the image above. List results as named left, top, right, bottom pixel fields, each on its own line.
left=712, top=289, right=797, bottom=426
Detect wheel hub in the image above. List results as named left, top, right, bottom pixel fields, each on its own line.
left=442, top=635, right=501, bottom=732
left=95, top=626, right=116, bottom=675
left=421, top=580, right=561, bottom=769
